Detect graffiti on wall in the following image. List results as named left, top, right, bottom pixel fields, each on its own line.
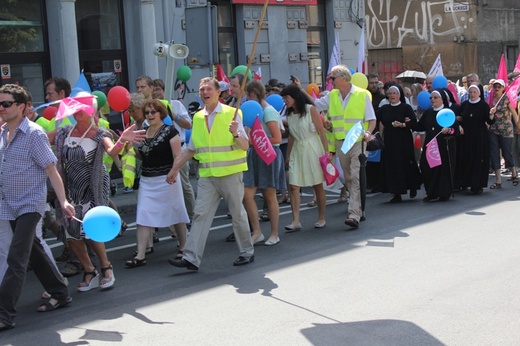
left=366, top=0, right=470, bottom=48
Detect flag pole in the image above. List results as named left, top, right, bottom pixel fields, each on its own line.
left=233, top=0, right=270, bottom=119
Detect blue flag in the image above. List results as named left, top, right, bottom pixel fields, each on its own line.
left=341, top=121, right=364, bottom=154
left=71, top=72, right=91, bottom=96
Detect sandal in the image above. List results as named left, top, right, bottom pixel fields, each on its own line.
left=100, top=264, right=115, bottom=289
left=260, top=213, right=270, bottom=221
left=117, top=221, right=128, bottom=237
left=60, top=262, right=81, bottom=277
left=133, top=247, right=154, bottom=256
left=307, top=200, right=316, bottom=207
left=37, top=296, right=72, bottom=312
left=175, top=250, right=184, bottom=259
left=0, top=319, right=15, bottom=331
left=277, top=196, right=288, bottom=204
left=490, top=183, right=502, bottom=189
left=513, top=177, right=519, bottom=186
left=125, top=258, right=147, bottom=268
left=77, top=269, right=99, bottom=292
left=54, top=248, right=70, bottom=262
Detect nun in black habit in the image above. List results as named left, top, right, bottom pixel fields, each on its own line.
left=416, top=88, right=460, bottom=202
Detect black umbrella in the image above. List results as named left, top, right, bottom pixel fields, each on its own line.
left=359, top=145, right=367, bottom=216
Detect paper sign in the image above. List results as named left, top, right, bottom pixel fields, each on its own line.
left=1, top=64, right=11, bottom=80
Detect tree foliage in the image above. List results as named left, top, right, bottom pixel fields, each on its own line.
left=0, top=0, right=41, bottom=53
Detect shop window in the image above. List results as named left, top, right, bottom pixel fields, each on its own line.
left=213, top=1, right=237, bottom=76
left=75, top=0, right=127, bottom=89
left=0, top=0, right=45, bottom=53
left=506, top=46, right=519, bottom=72
left=0, top=0, right=49, bottom=104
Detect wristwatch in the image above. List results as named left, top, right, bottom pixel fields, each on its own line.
left=233, top=133, right=240, bottom=138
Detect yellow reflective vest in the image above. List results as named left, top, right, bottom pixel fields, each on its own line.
left=328, top=87, right=369, bottom=152
left=191, top=105, right=247, bottom=177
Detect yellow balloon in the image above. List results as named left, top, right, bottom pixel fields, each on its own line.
left=351, top=72, right=368, bottom=89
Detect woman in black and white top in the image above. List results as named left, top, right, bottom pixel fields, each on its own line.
left=125, top=99, right=189, bottom=268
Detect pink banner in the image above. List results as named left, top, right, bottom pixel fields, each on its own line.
left=56, top=96, right=95, bottom=120
left=426, top=137, right=442, bottom=168
left=506, top=76, right=520, bottom=110
left=251, top=116, right=276, bottom=165
left=514, top=53, right=520, bottom=73
left=496, top=54, right=508, bottom=85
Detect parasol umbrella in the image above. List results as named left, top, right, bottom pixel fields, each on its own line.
left=359, top=147, right=367, bottom=218
left=395, top=70, right=427, bottom=83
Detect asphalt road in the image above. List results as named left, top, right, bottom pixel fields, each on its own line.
left=2, top=179, right=520, bottom=345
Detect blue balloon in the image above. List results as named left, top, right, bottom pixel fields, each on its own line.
left=266, top=94, right=284, bottom=112
left=163, top=116, right=173, bottom=126
left=436, top=108, right=456, bottom=127
left=349, top=67, right=356, bottom=75
left=185, top=129, right=191, bottom=144
left=240, top=100, right=263, bottom=127
left=417, top=90, right=432, bottom=110
left=432, top=75, right=448, bottom=89
left=82, top=206, right=121, bottom=242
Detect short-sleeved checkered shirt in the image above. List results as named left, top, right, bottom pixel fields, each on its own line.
left=0, top=117, right=57, bottom=220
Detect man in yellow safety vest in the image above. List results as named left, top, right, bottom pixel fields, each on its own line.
left=168, top=77, right=254, bottom=270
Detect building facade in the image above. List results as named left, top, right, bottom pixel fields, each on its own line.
left=366, top=0, right=520, bottom=83
left=0, top=0, right=366, bottom=105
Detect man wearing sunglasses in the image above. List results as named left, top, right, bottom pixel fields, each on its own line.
left=0, top=84, right=75, bottom=331
left=304, top=65, right=376, bottom=230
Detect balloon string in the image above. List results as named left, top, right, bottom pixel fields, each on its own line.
left=72, top=216, right=83, bottom=223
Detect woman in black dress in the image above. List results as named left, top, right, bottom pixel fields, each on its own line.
left=416, top=88, right=459, bottom=202
left=458, top=84, right=493, bottom=193
left=377, top=85, right=422, bottom=203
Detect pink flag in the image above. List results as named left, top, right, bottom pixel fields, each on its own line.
left=496, top=54, right=508, bottom=85
left=506, top=76, right=520, bottom=109
left=447, top=83, right=460, bottom=104
left=426, top=137, right=442, bottom=168
left=514, top=53, right=520, bottom=73
left=251, top=116, right=276, bottom=165
left=56, top=96, right=95, bottom=120
left=489, top=54, right=510, bottom=106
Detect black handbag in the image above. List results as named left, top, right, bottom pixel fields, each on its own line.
left=366, top=132, right=385, bottom=151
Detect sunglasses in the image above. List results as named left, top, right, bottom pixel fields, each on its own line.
left=0, top=101, right=18, bottom=108
left=330, top=76, right=338, bottom=81
left=144, top=110, right=157, bottom=115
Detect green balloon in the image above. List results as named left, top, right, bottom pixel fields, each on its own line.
left=231, top=65, right=252, bottom=80
left=92, top=90, right=107, bottom=109
left=177, top=66, right=192, bottom=82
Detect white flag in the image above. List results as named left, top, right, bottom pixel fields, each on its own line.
left=326, top=32, right=341, bottom=90
left=357, top=24, right=366, bottom=73
left=428, top=54, right=444, bottom=76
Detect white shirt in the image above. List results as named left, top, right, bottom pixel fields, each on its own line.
left=314, top=85, right=376, bottom=122
left=187, top=102, right=248, bottom=152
